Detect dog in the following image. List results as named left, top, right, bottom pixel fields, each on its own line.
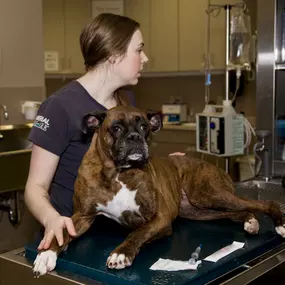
left=33, top=105, right=285, bottom=276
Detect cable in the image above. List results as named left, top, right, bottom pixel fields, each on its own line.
left=244, top=116, right=256, bottom=177
left=231, top=67, right=256, bottom=178
left=244, top=116, right=255, bottom=149
left=232, top=68, right=241, bottom=103
left=231, top=67, right=255, bottom=149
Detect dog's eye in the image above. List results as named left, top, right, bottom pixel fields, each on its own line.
left=112, top=126, right=122, bottom=133
left=140, top=124, right=147, bottom=131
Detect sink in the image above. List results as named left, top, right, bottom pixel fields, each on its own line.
left=235, top=178, right=285, bottom=212
left=0, top=125, right=32, bottom=153
left=0, top=125, right=32, bottom=193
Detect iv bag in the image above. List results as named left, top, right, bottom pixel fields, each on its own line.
left=228, top=10, right=251, bottom=70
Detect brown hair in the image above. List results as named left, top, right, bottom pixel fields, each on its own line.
left=80, top=13, right=140, bottom=71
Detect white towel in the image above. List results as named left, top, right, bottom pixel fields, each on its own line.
left=150, top=258, right=202, bottom=271
left=204, top=241, right=245, bottom=263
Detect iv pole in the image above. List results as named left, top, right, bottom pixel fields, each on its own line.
left=225, top=5, right=231, bottom=173
left=225, top=5, right=231, bottom=103
left=206, top=2, right=246, bottom=174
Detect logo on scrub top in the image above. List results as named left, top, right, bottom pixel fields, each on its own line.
left=33, top=115, right=50, bottom=132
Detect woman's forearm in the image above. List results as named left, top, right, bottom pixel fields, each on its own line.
left=24, top=184, right=59, bottom=227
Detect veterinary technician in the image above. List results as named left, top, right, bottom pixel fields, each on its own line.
left=24, top=13, right=147, bottom=251
left=24, top=13, right=183, bottom=252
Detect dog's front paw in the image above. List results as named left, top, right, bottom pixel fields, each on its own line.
left=106, top=253, right=132, bottom=270
left=244, top=218, right=259, bottom=234
left=33, top=250, right=57, bottom=278
left=275, top=225, right=285, bottom=238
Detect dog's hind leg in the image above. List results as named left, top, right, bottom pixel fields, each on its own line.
left=188, top=187, right=285, bottom=237
left=179, top=201, right=260, bottom=235
left=33, top=212, right=95, bottom=277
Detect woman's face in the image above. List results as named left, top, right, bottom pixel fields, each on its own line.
left=114, top=29, right=148, bottom=85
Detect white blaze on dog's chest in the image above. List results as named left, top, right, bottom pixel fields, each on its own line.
left=96, top=175, right=141, bottom=224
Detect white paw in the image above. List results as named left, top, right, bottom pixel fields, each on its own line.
left=33, top=250, right=57, bottom=278
left=275, top=225, right=285, bottom=238
left=106, top=253, right=132, bottom=270
left=244, top=218, right=259, bottom=234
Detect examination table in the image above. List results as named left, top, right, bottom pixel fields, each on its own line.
left=1, top=185, right=285, bottom=285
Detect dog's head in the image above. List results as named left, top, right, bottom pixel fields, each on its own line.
left=82, top=106, right=163, bottom=168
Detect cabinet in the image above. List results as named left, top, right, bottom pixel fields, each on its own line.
left=149, top=128, right=237, bottom=179
left=42, top=0, right=236, bottom=74
left=149, top=0, right=178, bottom=72
left=178, top=0, right=207, bottom=71
left=43, top=0, right=92, bottom=74
left=124, top=0, right=178, bottom=72
left=179, top=0, right=239, bottom=71
left=208, top=1, right=227, bottom=69
left=150, top=129, right=196, bottom=157
left=0, top=0, right=44, bottom=87
left=124, top=0, right=151, bottom=72
left=208, top=0, right=239, bottom=69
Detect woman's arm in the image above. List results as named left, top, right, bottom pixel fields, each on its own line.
left=25, top=144, right=60, bottom=225
left=25, top=144, right=76, bottom=249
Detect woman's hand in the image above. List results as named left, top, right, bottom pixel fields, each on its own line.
left=169, top=152, right=185, bottom=156
left=38, top=213, right=76, bottom=250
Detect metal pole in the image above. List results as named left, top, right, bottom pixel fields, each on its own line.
left=205, top=0, right=211, bottom=105
left=225, top=4, right=231, bottom=101
left=225, top=157, right=229, bottom=174
left=225, top=5, right=231, bottom=174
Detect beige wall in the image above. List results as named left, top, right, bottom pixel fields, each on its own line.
left=0, top=86, right=46, bottom=125
left=132, top=75, right=256, bottom=119
left=45, top=75, right=256, bottom=120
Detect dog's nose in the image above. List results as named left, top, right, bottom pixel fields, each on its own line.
left=126, top=132, right=142, bottom=141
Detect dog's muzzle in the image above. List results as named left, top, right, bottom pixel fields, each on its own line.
left=115, top=132, right=149, bottom=167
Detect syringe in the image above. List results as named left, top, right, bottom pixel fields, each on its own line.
left=189, top=244, right=202, bottom=264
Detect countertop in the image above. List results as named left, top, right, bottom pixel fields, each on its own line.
left=162, top=123, right=196, bottom=131
left=0, top=123, right=196, bottom=132
left=0, top=123, right=33, bottom=131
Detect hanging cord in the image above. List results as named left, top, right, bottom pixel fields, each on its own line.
left=232, top=67, right=256, bottom=177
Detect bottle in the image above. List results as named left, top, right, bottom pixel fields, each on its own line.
left=228, top=10, right=251, bottom=71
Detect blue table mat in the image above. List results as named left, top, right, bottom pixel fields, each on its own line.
left=25, top=212, right=285, bottom=285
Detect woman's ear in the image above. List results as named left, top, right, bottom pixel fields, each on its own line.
left=81, top=111, right=106, bottom=135
left=108, top=53, right=122, bottom=65
left=147, top=111, right=163, bottom=132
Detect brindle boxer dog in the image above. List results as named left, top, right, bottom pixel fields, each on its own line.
left=33, top=105, right=285, bottom=276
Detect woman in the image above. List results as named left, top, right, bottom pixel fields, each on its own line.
left=25, top=13, right=147, bottom=250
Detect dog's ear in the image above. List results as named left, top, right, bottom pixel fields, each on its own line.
left=82, top=111, right=106, bottom=134
left=147, top=111, right=163, bottom=133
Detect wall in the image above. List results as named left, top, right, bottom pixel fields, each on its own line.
left=0, top=0, right=45, bottom=252
left=0, top=87, right=46, bottom=125
left=134, top=74, right=255, bottom=118
left=45, top=74, right=256, bottom=122
left=0, top=0, right=45, bottom=126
